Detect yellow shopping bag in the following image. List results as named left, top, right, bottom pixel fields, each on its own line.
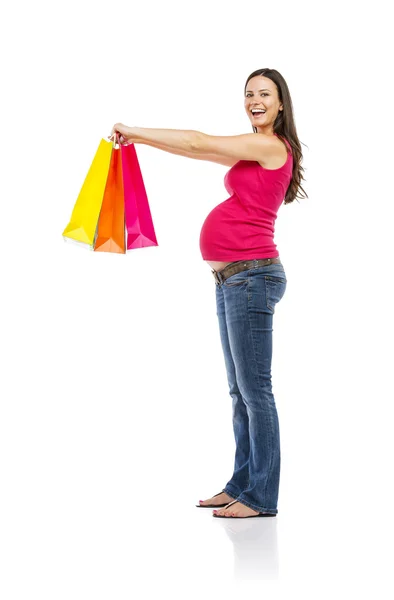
left=62, top=138, right=113, bottom=247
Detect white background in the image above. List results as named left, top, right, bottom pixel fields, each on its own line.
left=1, top=0, right=393, bottom=597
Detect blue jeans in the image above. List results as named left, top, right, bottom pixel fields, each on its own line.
left=215, top=259, right=287, bottom=514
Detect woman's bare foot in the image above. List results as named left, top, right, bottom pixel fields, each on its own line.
left=213, top=501, right=261, bottom=517
left=199, top=492, right=234, bottom=506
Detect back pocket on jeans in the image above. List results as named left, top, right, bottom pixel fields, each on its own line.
left=264, top=275, right=287, bottom=313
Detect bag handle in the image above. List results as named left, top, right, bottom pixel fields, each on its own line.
left=108, top=132, right=120, bottom=149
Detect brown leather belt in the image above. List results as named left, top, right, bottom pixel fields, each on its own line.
left=212, top=257, right=282, bottom=285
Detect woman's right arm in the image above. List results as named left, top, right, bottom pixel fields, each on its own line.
left=135, top=140, right=238, bottom=167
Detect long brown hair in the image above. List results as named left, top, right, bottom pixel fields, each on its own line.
left=245, top=68, right=308, bottom=205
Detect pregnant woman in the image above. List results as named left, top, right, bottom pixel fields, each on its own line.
left=110, top=67, right=307, bottom=519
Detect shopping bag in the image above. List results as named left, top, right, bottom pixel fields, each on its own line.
left=120, top=142, right=158, bottom=251
left=62, top=138, right=113, bottom=248
left=63, top=132, right=159, bottom=254
left=93, top=135, right=125, bottom=253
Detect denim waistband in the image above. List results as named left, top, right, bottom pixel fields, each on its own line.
left=212, top=257, right=282, bottom=285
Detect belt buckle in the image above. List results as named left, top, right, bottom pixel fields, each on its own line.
left=212, top=270, right=223, bottom=285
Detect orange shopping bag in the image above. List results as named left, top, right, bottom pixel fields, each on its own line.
left=94, top=134, right=125, bottom=253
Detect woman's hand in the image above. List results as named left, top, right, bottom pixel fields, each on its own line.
left=108, top=123, right=135, bottom=145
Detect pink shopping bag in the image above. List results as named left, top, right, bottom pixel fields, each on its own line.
left=120, top=143, right=158, bottom=251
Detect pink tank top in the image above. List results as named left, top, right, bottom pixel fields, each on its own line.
left=199, top=134, right=293, bottom=261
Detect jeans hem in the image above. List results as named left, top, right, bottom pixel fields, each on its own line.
left=222, top=486, right=241, bottom=500
left=236, top=495, right=278, bottom=515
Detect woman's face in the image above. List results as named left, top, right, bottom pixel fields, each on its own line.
left=244, top=76, right=283, bottom=134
